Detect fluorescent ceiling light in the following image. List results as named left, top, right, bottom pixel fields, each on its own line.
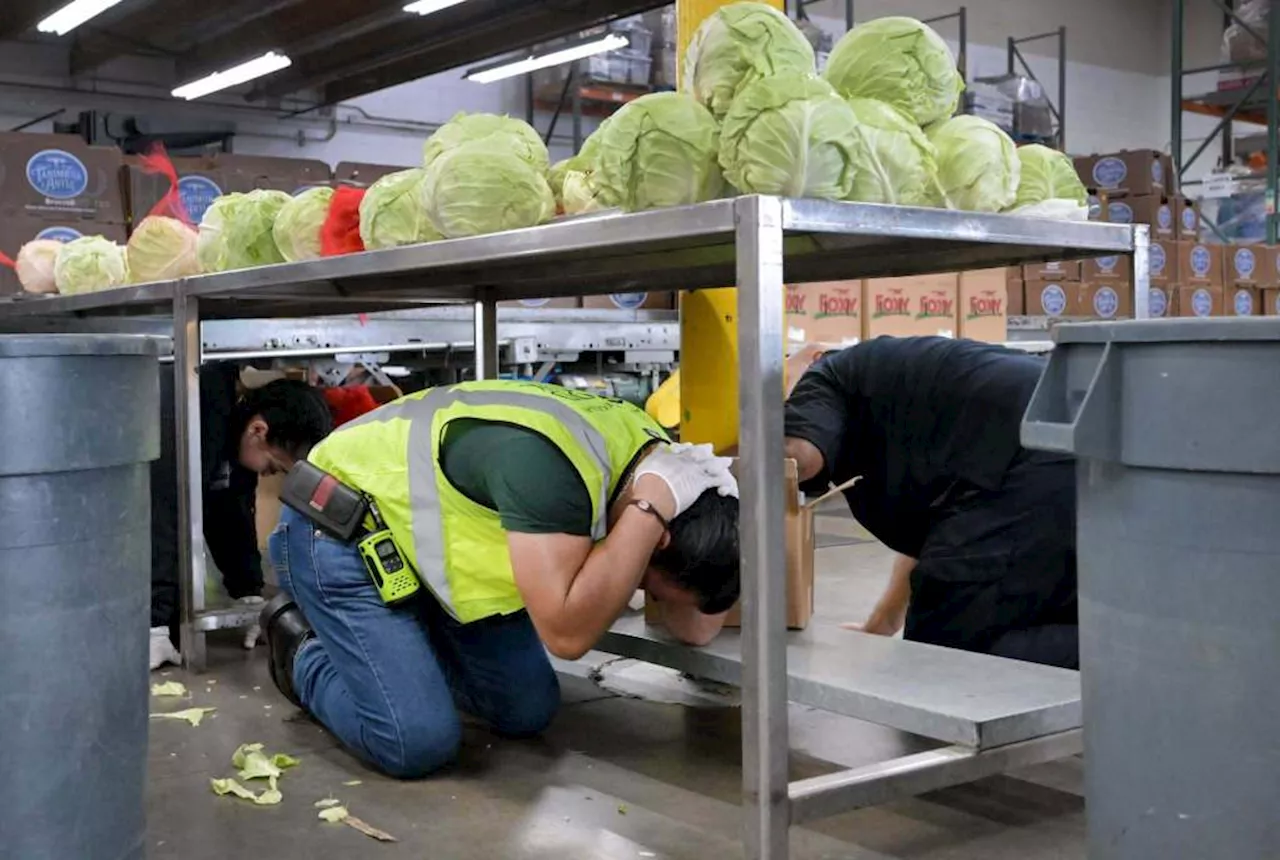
left=466, top=33, right=629, bottom=85
left=404, top=0, right=469, bottom=15
left=172, top=52, right=292, bottom=101
left=37, top=0, right=125, bottom=35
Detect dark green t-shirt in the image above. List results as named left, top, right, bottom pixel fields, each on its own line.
left=438, top=419, right=593, bottom=536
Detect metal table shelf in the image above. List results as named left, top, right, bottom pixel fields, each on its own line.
left=0, top=196, right=1141, bottom=860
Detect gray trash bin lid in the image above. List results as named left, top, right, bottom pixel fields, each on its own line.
left=1023, top=318, right=1280, bottom=472
left=0, top=334, right=161, bottom=357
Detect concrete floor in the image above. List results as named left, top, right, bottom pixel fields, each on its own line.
left=147, top=511, right=1084, bottom=859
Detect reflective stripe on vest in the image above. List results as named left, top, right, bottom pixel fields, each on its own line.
left=338, top=387, right=615, bottom=613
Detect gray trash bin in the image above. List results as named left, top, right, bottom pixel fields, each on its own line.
left=1022, top=318, right=1280, bottom=860
left=0, top=335, right=161, bottom=860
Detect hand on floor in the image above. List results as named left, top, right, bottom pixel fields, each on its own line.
left=150, top=626, right=181, bottom=670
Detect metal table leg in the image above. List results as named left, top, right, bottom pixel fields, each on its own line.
left=474, top=290, right=499, bottom=380
left=174, top=291, right=210, bottom=672
left=1132, top=224, right=1150, bottom=320
left=735, top=195, right=790, bottom=860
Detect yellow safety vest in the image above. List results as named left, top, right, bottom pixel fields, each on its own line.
left=308, top=380, right=669, bottom=623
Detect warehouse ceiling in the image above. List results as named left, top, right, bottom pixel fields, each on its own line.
left=0, top=0, right=667, bottom=105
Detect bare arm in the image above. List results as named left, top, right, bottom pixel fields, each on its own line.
left=845, top=554, right=915, bottom=636
left=508, top=475, right=673, bottom=660
left=651, top=601, right=728, bottom=646
left=784, top=437, right=825, bottom=483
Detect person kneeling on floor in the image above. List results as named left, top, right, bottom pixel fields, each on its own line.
left=260, top=379, right=740, bottom=778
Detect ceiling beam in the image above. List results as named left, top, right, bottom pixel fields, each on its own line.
left=265, top=0, right=666, bottom=103
left=0, top=0, right=64, bottom=40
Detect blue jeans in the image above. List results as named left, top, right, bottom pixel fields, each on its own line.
left=268, top=508, right=561, bottom=778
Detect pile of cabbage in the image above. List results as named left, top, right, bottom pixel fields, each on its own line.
left=10, top=6, right=1091, bottom=296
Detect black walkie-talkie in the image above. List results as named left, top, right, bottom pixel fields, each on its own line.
left=281, top=462, right=420, bottom=604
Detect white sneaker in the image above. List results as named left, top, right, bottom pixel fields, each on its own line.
left=239, top=596, right=266, bottom=649
left=150, top=626, right=181, bottom=670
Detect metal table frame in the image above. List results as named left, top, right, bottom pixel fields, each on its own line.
left=0, top=197, right=1141, bottom=859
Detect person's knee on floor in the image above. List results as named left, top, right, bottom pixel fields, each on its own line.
left=366, top=712, right=463, bottom=780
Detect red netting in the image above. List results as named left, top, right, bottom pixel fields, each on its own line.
left=320, top=186, right=366, bottom=257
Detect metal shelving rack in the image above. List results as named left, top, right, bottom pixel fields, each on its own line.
left=0, top=196, right=1137, bottom=858
left=1174, top=0, right=1280, bottom=242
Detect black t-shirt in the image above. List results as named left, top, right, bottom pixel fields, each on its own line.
left=783, top=336, right=1049, bottom=557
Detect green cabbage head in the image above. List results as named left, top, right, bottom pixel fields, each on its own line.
left=272, top=186, right=335, bottom=263
left=421, top=142, right=555, bottom=238
left=683, top=2, right=815, bottom=121
left=596, top=92, right=723, bottom=212
left=359, top=168, right=442, bottom=249
left=824, top=16, right=964, bottom=127
left=1009, top=144, right=1089, bottom=219
left=54, top=235, right=129, bottom=294
left=422, top=112, right=549, bottom=175
left=127, top=216, right=200, bottom=283
left=197, top=189, right=292, bottom=273
left=844, top=97, right=941, bottom=206
left=719, top=72, right=858, bottom=199
left=928, top=115, right=1020, bottom=212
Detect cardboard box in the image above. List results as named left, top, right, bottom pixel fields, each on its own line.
left=498, top=297, right=581, bottom=309
left=1008, top=279, right=1025, bottom=316
left=0, top=131, right=126, bottom=223
left=1025, top=279, right=1081, bottom=318
left=333, top=162, right=409, bottom=187
left=1174, top=197, right=1200, bottom=239
left=1075, top=149, right=1172, bottom=197
left=0, top=216, right=127, bottom=295
left=643, top=459, right=816, bottom=631
left=1223, top=244, right=1279, bottom=287
left=1262, top=288, right=1280, bottom=316
left=1023, top=260, right=1081, bottom=281
left=1079, top=281, right=1133, bottom=320
left=785, top=281, right=862, bottom=346
left=1148, top=285, right=1172, bottom=318
left=1149, top=239, right=1177, bottom=283
left=862, top=274, right=958, bottom=339
left=958, top=269, right=1008, bottom=342
left=1176, top=285, right=1223, bottom=318
left=1226, top=285, right=1261, bottom=316
left=1084, top=254, right=1131, bottom=281
left=124, top=154, right=227, bottom=225
left=216, top=153, right=332, bottom=194
left=1104, top=194, right=1177, bottom=239
left=581, top=292, right=676, bottom=310
left=1179, top=241, right=1224, bottom=286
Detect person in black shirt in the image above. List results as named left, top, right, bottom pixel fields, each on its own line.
left=783, top=337, right=1078, bottom=669
left=150, top=363, right=333, bottom=668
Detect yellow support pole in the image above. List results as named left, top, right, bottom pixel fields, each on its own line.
left=676, top=0, right=785, bottom=454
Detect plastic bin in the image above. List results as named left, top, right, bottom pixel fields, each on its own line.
left=609, top=17, right=653, bottom=56
left=1021, top=318, right=1280, bottom=860
left=0, top=334, right=161, bottom=860
left=619, top=49, right=653, bottom=86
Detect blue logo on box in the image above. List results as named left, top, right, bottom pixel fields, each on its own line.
left=26, top=149, right=89, bottom=199
left=1150, top=243, right=1166, bottom=275
left=1041, top=284, right=1068, bottom=316
left=1234, top=248, right=1256, bottom=279
left=1093, top=286, right=1120, bottom=318
left=1152, top=158, right=1164, bottom=185
left=34, top=225, right=83, bottom=242
left=1190, top=245, right=1211, bottom=278
left=610, top=293, right=647, bottom=309
left=1109, top=202, right=1133, bottom=224
left=1157, top=206, right=1173, bottom=231
left=1093, top=156, right=1126, bottom=188
left=1097, top=255, right=1119, bottom=273
left=1149, top=287, right=1167, bottom=317
left=178, top=175, right=222, bottom=223
left=1233, top=289, right=1254, bottom=316
left=1182, top=206, right=1197, bottom=231
left=1191, top=288, right=1213, bottom=317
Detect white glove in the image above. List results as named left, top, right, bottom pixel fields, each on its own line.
left=634, top=442, right=738, bottom=519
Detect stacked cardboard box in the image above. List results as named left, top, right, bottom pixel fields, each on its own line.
left=862, top=274, right=958, bottom=339
left=957, top=269, right=1009, bottom=342
left=1023, top=261, right=1081, bottom=319
left=1074, top=149, right=1173, bottom=199
left=333, top=162, right=409, bottom=187
left=0, top=132, right=128, bottom=295
left=784, top=281, right=862, bottom=346
left=124, top=152, right=332, bottom=226
left=581, top=292, right=676, bottom=310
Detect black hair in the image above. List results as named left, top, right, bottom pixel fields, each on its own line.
left=236, top=380, right=333, bottom=457
left=650, top=490, right=740, bottom=614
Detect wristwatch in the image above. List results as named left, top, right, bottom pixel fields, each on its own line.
left=628, top=498, right=669, bottom=531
